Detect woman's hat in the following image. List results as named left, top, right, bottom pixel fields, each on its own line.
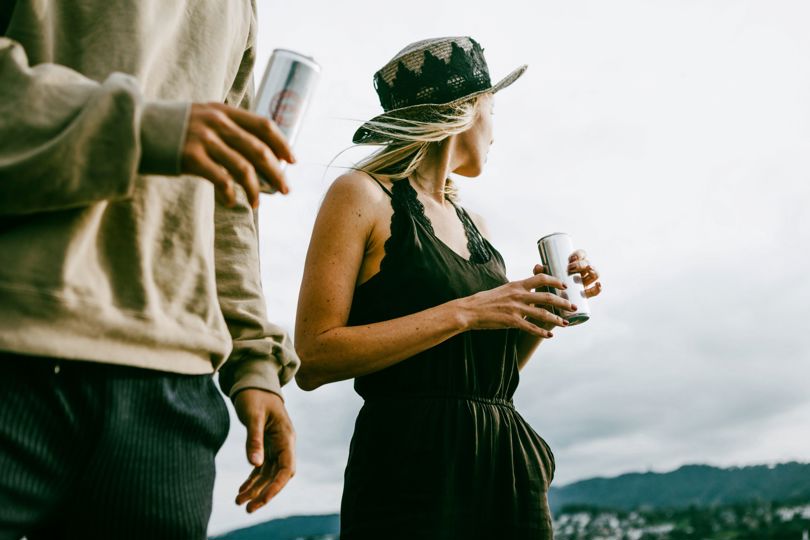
left=353, top=36, right=528, bottom=144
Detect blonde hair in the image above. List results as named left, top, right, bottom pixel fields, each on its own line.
left=354, top=97, right=482, bottom=201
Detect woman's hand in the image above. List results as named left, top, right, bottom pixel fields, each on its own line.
left=567, top=249, right=603, bottom=299
left=456, top=272, right=577, bottom=338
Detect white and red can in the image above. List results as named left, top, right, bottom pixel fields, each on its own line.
left=253, top=49, right=320, bottom=193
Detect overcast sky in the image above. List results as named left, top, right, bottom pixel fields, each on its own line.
left=209, top=0, right=810, bottom=534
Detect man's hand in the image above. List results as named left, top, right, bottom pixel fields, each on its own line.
left=233, top=389, right=296, bottom=513
left=181, top=102, right=296, bottom=209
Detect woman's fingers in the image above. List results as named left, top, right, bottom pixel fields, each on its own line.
left=525, top=258, right=598, bottom=301
left=509, top=257, right=598, bottom=334
left=523, top=271, right=566, bottom=291
left=525, top=290, right=576, bottom=312
left=582, top=266, right=599, bottom=286
left=567, top=258, right=592, bottom=274
left=584, top=282, right=603, bottom=298
left=523, top=305, right=568, bottom=328
left=569, top=258, right=600, bottom=288
left=516, top=318, right=554, bottom=338
left=569, top=249, right=587, bottom=263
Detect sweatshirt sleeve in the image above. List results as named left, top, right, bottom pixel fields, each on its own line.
left=214, top=0, right=299, bottom=400
left=0, top=37, right=189, bottom=216
left=214, top=187, right=301, bottom=400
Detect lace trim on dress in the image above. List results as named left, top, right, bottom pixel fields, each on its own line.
left=392, top=179, right=491, bottom=264
left=453, top=205, right=491, bottom=264
left=379, top=179, right=413, bottom=274
left=395, top=179, right=436, bottom=235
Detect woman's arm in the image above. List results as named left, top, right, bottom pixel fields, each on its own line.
left=294, top=175, right=570, bottom=390
left=516, top=295, right=553, bottom=370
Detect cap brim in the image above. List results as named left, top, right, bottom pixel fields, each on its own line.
left=352, top=64, right=528, bottom=145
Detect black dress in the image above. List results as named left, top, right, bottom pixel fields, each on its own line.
left=340, top=178, right=556, bottom=540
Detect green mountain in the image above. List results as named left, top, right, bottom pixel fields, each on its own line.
left=548, top=461, right=810, bottom=513
left=210, top=462, right=810, bottom=539
left=210, top=513, right=339, bottom=540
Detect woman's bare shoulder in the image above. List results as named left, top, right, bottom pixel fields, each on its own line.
left=326, top=170, right=390, bottom=204
left=316, top=170, right=393, bottom=235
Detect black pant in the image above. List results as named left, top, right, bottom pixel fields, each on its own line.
left=0, top=352, right=230, bottom=540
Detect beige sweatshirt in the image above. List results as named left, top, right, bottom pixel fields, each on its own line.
left=0, top=0, right=299, bottom=397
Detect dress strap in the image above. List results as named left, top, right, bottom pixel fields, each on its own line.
left=369, top=175, right=394, bottom=198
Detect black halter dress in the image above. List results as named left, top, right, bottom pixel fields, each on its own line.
left=340, top=178, right=556, bottom=540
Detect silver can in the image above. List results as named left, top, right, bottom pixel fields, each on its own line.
left=253, top=49, right=321, bottom=193
left=537, top=232, right=591, bottom=326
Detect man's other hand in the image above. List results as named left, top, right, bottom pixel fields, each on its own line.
left=233, top=389, right=296, bottom=513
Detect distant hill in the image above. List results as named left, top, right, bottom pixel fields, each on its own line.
left=210, top=513, right=339, bottom=540
left=210, top=462, right=810, bottom=539
left=548, top=461, right=810, bottom=513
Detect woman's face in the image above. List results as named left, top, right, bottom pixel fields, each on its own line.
left=452, top=93, right=495, bottom=178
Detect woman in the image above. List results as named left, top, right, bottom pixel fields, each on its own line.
left=295, top=37, right=602, bottom=539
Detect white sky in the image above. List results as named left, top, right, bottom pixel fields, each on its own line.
left=209, top=0, right=810, bottom=534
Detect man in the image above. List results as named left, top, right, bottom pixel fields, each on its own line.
left=0, top=1, right=300, bottom=538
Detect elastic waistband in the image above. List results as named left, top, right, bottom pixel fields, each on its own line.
left=0, top=351, right=214, bottom=381
left=363, top=393, right=514, bottom=408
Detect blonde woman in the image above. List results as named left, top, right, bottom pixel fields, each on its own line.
left=295, top=37, right=602, bottom=539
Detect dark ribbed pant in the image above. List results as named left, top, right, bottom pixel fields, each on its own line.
left=0, top=352, right=230, bottom=540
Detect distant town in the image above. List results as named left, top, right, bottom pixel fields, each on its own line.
left=554, top=500, right=810, bottom=540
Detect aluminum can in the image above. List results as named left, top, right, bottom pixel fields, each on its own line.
left=253, top=49, right=320, bottom=193
left=537, top=232, right=590, bottom=326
